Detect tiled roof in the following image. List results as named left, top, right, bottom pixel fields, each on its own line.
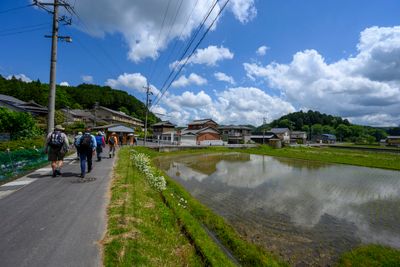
left=271, top=128, right=290, bottom=134
left=98, top=106, right=143, bottom=122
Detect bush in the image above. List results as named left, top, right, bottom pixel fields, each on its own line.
left=0, top=107, right=42, bottom=140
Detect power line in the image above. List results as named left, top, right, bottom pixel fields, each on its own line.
left=152, top=0, right=230, bottom=109
left=0, top=3, right=33, bottom=15
left=147, top=0, right=172, bottom=80
left=153, top=0, right=200, bottom=85
left=66, top=5, right=125, bottom=75
left=0, top=22, right=49, bottom=33
left=0, top=25, right=49, bottom=37
left=148, top=0, right=184, bottom=82
left=151, top=0, right=221, bottom=107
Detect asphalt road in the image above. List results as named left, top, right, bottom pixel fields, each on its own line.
left=0, top=153, right=115, bottom=267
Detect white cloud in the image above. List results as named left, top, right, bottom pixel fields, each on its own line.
left=157, top=87, right=294, bottom=126
left=214, top=72, right=235, bottom=84
left=60, top=81, right=70, bottom=86
left=244, top=26, right=400, bottom=126
left=81, top=75, right=94, bottom=83
left=6, top=74, right=32, bottom=83
left=229, top=0, right=257, bottom=24
left=256, top=45, right=269, bottom=56
left=172, top=73, right=207, bottom=88
left=170, top=45, right=234, bottom=69
left=105, top=72, right=160, bottom=95
left=71, top=1, right=255, bottom=62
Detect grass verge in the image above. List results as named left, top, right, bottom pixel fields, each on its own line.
left=337, top=245, right=400, bottom=267
left=103, top=147, right=206, bottom=266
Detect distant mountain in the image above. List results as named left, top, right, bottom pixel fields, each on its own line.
left=0, top=75, right=159, bottom=125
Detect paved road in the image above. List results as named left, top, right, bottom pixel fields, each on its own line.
left=0, top=153, right=115, bottom=267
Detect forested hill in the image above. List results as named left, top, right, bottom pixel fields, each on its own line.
left=256, top=110, right=391, bottom=142
left=0, top=75, right=159, bottom=125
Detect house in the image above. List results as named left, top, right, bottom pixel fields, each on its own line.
left=0, top=94, right=48, bottom=117
left=94, top=106, right=144, bottom=128
left=290, top=131, right=307, bottom=144
left=61, top=108, right=99, bottom=127
left=219, top=125, right=252, bottom=144
left=321, top=134, right=336, bottom=143
left=250, top=133, right=279, bottom=144
left=187, top=118, right=218, bottom=130
left=386, top=136, right=400, bottom=147
left=93, top=124, right=136, bottom=145
left=181, top=119, right=221, bottom=145
left=270, top=128, right=291, bottom=143
left=152, top=121, right=178, bottom=144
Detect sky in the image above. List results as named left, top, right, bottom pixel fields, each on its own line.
left=0, top=0, right=399, bottom=127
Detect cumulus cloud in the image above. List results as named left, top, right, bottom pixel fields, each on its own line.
left=105, top=72, right=160, bottom=95
left=244, top=26, right=400, bottom=126
left=172, top=73, right=207, bottom=88
left=214, top=72, right=235, bottom=84
left=256, top=45, right=269, bottom=56
left=71, top=0, right=255, bottom=62
left=157, top=87, right=294, bottom=126
left=229, top=0, right=257, bottom=24
left=60, top=81, right=70, bottom=86
left=170, top=45, right=234, bottom=69
left=81, top=75, right=94, bottom=83
left=6, top=74, right=32, bottom=83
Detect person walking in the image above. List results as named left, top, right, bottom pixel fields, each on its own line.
left=77, top=127, right=97, bottom=178
left=74, top=131, right=83, bottom=159
left=45, top=125, right=69, bottom=177
left=108, top=132, right=118, bottom=158
left=95, top=131, right=105, bottom=161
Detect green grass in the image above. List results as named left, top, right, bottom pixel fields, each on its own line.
left=337, top=245, right=400, bottom=267
left=103, top=148, right=203, bottom=267
left=0, top=137, right=45, bottom=151
left=245, top=145, right=400, bottom=170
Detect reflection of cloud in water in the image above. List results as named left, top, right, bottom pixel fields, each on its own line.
left=163, top=153, right=400, bottom=248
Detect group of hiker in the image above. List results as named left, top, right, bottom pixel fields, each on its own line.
left=44, top=125, right=120, bottom=178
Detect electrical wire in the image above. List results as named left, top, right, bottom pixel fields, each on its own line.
left=0, top=25, right=49, bottom=37
left=0, top=22, right=49, bottom=33
left=0, top=3, right=34, bottom=15
left=151, top=0, right=230, bottom=108
left=151, top=0, right=220, bottom=106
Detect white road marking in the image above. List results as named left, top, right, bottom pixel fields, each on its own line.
left=2, top=180, right=35, bottom=187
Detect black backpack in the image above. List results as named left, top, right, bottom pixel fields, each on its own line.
left=49, top=131, right=63, bottom=147
left=80, top=133, right=92, bottom=148
left=108, top=136, right=115, bottom=145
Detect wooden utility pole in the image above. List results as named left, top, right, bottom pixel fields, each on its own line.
left=47, top=0, right=59, bottom=134
left=33, top=0, right=72, bottom=134
left=143, top=83, right=152, bottom=146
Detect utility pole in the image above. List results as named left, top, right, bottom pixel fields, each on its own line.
left=143, top=82, right=153, bottom=146
left=33, top=0, right=72, bottom=134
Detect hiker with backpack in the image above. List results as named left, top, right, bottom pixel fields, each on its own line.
left=76, top=127, right=97, bottom=178
left=74, top=131, right=83, bottom=159
left=108, top=132, right=118, bottom=158
left=45, top=125, right=69, bottom=177
left=95, top=131, right=105, bottom=161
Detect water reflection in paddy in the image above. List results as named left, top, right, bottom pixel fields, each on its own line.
left=155, top=153, right=400, bottom=266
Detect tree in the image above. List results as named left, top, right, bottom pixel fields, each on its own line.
left=336, top=124, right=351, bottom=141
left=322, top=125, right=335, bottom=134
left=311, top=124, right=323, bottom=136
left=278, top=119, right=294, bottom=130
left=0, top=107, right=41, bottom=140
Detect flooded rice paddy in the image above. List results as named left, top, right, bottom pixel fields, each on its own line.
left=155, top=153, right=400, bottom=266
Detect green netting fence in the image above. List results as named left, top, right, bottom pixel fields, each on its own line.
left=0, top=148, right=47, bottom=181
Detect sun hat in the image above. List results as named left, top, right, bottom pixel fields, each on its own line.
left=54, top=125, right=65, bottom=131
left=78, top=131, right=83, bottom=135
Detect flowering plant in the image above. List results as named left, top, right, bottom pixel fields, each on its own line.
left=131, top=152, right=166, bottom=191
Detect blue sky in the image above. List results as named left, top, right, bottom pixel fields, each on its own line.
left=1, top=0, right=399, bottom=126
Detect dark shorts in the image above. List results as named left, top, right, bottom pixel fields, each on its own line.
left=48, top=146, right=65, bottom=161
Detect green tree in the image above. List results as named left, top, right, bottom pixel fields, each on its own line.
left=322, top=125, right=335, bottom=134
left=336, top=124, right=351, bottom=141
left=311, top=124, right=323, bottom=136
